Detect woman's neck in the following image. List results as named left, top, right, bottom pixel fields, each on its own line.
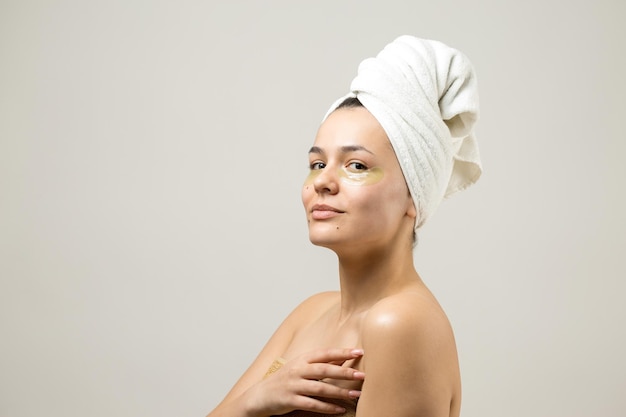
left=335, top=243, right=421, bottom=320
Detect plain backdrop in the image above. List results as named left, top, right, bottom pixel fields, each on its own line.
left=1, top=1, right=625, bottom=416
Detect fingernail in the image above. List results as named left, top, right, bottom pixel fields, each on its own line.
left=348, top=390, right=362, bottom=399
left=351, top=349, right=364, bottom=355
left=334, top=406, right=346, bottom=413
left=353, top=371, right=365, bottom=379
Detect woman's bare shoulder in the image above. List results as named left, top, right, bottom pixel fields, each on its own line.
left=286, top=291, right=340, bottom=324
left=357, top=289, right=460, bottom=416
left=362, top=288, right=455, bottom=352
left=298, top=290, right=341, bottom=308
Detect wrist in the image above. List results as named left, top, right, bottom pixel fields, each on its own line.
left=239, top=387, right=266, bottom=417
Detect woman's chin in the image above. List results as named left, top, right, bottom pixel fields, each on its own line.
left=307, top=230, right=344, bottom=249
left=308, top=235, right=337, bottom=248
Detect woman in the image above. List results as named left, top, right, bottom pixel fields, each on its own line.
left=207, top=35, right=481, bottom=417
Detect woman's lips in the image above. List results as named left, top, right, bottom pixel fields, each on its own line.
left=311, top=204, right=344, bottom=220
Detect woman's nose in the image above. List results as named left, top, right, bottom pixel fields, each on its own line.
left=313, top=166, right=339, bottom=195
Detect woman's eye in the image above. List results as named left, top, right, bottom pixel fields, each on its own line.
left=348, top=162, right=368, bottom=171
left=310, top=162, right=326, bottom=170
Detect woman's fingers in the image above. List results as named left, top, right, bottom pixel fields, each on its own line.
left=292, top=395, right=348, bottom=415
left=295, top=348, right=365, bottom=381
left=290, top=380, right=361, bottom=414
left=304, top=347, right=364, bottom=364
left=299, top=379, right=362, bottom=400
left=250, top=348, right=364, bottom=416
left=300, top=362, right=365, bottom=381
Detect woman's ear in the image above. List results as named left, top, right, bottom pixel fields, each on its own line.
left=406, top=195, right=417, bottom=219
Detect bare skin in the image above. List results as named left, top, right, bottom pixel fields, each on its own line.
left=206, top=107, right=461, bottom=417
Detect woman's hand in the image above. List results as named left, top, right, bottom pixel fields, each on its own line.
left=243, top=348, right=365, bottom=416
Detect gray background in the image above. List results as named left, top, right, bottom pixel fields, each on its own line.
left=1, top=1, right=624, bottom=416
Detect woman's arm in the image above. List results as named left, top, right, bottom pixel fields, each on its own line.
left=206, top=292, right=365, bottom=417
left=355, top=295, right=461, bottom=417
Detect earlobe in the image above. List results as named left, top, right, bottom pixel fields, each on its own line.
left=406, top=198, right=417, bottom=219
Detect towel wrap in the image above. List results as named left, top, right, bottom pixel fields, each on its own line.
left=324, top=36, right=481, bottom=231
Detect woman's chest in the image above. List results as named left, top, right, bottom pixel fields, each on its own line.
left=287, top=310, right=363, bottom=354
left=280, top=314, right=365, bottom=389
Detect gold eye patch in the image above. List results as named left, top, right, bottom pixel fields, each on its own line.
left=304, top=167, right=384, bottom=186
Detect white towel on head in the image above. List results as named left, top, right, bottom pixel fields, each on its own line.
left=324, top=35, right=481, bottom=231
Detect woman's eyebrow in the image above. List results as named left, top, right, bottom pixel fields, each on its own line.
left=340, top=145, right=374, bottom=155
left=308, top=145, right=374, bottom=155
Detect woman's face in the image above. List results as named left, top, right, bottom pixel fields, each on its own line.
left=302, top=106, right=416, bottom=251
